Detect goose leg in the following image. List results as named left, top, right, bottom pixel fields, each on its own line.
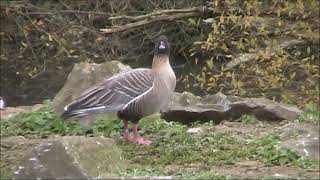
left=122, top=120, right=129, bottom=140
left=128, top=122, right=152, bottom=145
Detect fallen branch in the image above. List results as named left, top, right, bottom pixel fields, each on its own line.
left=101, top=12, right=198, bottom=33
left=108, top=7, right=202, bottom=21
left=26, top=10, right=110, bottom=16
left=101, top=6, right=213, bottom=34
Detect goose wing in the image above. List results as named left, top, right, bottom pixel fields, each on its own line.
left=62, top=68, right=154, bottom=118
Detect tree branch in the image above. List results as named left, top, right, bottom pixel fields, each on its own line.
left=101, top=7, right=213, bottom=34
left=108, top=7, right=203, bottom=21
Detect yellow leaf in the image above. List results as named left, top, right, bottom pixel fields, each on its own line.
left=48, top=34, right=53, bottom=41
left=37, top=19, right=45, bottom=25
left=206, top=60, right=213, bottom=69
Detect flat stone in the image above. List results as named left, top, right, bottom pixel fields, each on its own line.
left=162, top=92, right=302, bottom=124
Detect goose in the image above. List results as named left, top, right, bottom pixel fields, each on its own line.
left=62, top=35, right=176, bottom=145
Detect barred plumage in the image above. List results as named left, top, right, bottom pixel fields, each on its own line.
left=62, top=35, right=175, bottom=145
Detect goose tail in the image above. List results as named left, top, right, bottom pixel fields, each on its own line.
left=61, top=103, right=125, bottom=119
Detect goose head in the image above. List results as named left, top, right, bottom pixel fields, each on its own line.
left=154, top=35, right=170, bottom=55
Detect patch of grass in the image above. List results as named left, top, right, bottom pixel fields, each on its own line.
left=2, top=103, right=318, bottom=178
left=0, top=103, right=124, bottom=138
left=179, top=171, right=227, bottom=180
left=118, top=117, right=251, bottom=168
left=0, top=104, right=69, bottom=137
left=238, top=114, right=257, bottom=124
left=118, top=164, right=227, bottom=179
left=298, top=103, right=320, bottom=123
left=249, top=134, right=317, bottom=168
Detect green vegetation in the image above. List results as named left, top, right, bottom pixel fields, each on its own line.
left=298, top=103, right=320, bottom=123
left=119, top=164, right=227, bottom=179
left=183, top=0, right=319, bottom=107
left=2, top=0, right=319, bottom=108
left=238, top=114, right=257, bottom=124
left=1, top=104, right=319, bottom=178
left=250, top=134, right=299, bottom=165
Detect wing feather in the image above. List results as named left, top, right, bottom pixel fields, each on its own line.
left=63, top=68, right=154, bottom=118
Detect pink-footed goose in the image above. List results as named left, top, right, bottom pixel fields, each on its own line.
left=62, top=35, right=176, bottom=145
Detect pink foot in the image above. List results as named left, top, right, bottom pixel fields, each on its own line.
left=127, top=135, right=152, bottom=145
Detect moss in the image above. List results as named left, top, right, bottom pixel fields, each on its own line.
left=61, top=137, right=127, bottom=178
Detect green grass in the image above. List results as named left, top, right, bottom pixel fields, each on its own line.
left=0, top=103, right=121, bottom=138
left=1, top=102, right=319, bottom=179
left=238, top=114, right=257, bottom=124
left=118, top=163, right=227, bottom=179
left=297, top=103, right=320, bottom=123
left=249, top=134, right=318, bottom=168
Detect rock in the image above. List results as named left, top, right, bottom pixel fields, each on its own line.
left=51, top=61, right=131, bottom=115
left=278, top=122, right=320, bottom=160
left=187, top=127, right=203, bottom=134
left=162, top=92, right=302, bottom=123
left=13, top=136, right=127, bottom=179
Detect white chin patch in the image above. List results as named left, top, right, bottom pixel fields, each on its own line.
left=159, top=42, right=166, bottom=49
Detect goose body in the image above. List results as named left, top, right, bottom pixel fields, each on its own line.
left=62, top=35, right=176, bottom=144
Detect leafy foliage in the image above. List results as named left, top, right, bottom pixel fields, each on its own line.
left=181, top=0, right=319, bottom=107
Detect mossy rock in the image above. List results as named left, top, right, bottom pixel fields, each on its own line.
left=13, top=136, right=127, bottom=179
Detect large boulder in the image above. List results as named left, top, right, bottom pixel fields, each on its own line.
left=162, top=92, right=302, bottom=123
left=13, top=136, right=127, bottom=179
left=51, top=61, right=131, bottom=115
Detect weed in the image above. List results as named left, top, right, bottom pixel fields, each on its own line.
left=249, top=134, right=316, bottom=167
left=239, top=114, right=257, bottom=124
left=118, top=164, right=227, bottom=179
left=0, top=103, right=87, bottom=138
left=298, top=103, right=320, bottom=123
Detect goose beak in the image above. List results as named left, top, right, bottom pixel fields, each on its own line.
left=159, top=41, right=166, bottom=49
left=0, top=98, right=5, bottom=110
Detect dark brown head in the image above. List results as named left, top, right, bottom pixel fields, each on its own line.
left=154, top=35, right=170, bottom=55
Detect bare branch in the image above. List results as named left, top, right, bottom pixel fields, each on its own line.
left=26, top=10, right=110, bottom=16
left=108, top=7, right=202, bottom=21
left=101, top=12, right=199, bottom=34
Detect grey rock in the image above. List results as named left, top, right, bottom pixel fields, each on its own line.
left=162, top=92, right=302, bottom=123
left=13, top=136, right=127, bottom=179
left=279, top=122, right=320, bottom=160
left=51, top=61, right=131, bottom=115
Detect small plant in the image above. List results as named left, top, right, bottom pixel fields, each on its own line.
left=179, top=171, right=227, bottom=180
left=0, top=103, right=87, bottom=138
left=118, top=164, right=227, bottom=180
left=298, top=103, right=320, bottom=123
left=248, top=134, right=314, bottom=167
left=239, top=114, right=257, bottom=124
left=91, top=114, right=122, bottom=137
